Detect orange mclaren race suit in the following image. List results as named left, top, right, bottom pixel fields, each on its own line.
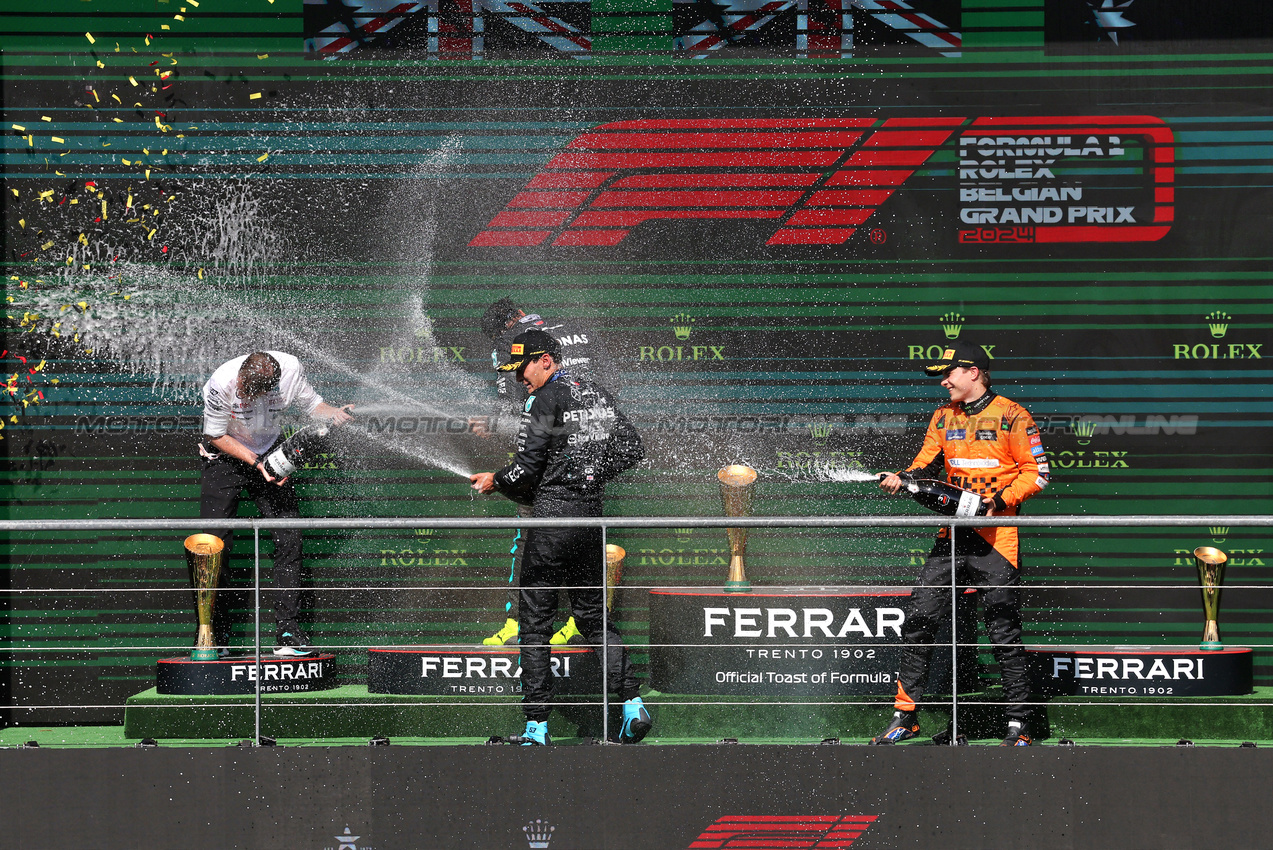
left=893, top=390, right=1050, bottom=726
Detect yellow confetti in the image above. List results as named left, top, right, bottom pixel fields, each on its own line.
left=11, top=123, right=25, bottom=131
left=66, top=257, right=74, bottom=266
left=69, top=199, right=78, bottom=204
left=122, top=158, right=131, bottom=165
left=126, top=193, right=133, bottom=207
left=26, top=135, right=32, bottom=147
left=198, top=268, right=205, bottom=279
left=96, top=60, right=105, bottom=69
left=55, top=170, right=64, bottom=176
left=257, top=54, right=269, bottom=59
left=189, top=0, right=199, bottom=5
left=41, top=116, right=51, bottom=122
left=9, top=188, right=16, bottom=197
left=92, top=90, right=100, bottom=102
left=174, top=14, right=184, bottom=21
left=112, top=118, right=122, bottom=123
left=129, top=76, right=138, bottom=86
left=37, top=190, right=53, bottom=200
left=111, top=93, right=121, bottom=103
left=257, top=153, right=269, bottom=162
left=161, top=24, right=170, bottom=29
left=145, top=169, right=151, bottom=180
left=17, top=219, right=23, bottom=227
left=51, top=137, right=64, bottom=144
left=102, top=199, right=107, bottom=219
left=148, top=229, right=157, bottom=240
left=250, top=92, right=263, bottom=100
left=41, top=241, right=54, bottom=250
left=85, top=32, right=96, bottom=44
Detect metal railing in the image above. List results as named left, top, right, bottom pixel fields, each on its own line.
left=2, top=514, right=1271, bottom=745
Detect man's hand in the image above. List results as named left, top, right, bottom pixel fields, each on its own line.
left=255, top=459, right=288, bottom=486
left=981, top=495, right=997, bottom=516
left=878, top=472, right=905, bottom=495
left=315, top=402, right=355, bottom=426
left=470, top=472, right=497, bottom=494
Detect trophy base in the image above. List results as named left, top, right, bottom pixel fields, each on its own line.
left=723, top=580, right=752, bottom=593
left=1199, top=640, right=1225, bottom=651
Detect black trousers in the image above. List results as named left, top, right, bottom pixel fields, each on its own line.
left=897, top=529, right=1032, bottom=724
left=198, top=454, right=304, bottom=641
left=518, top=505, right=639, bottom=722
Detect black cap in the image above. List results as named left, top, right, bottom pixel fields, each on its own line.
left=480, top=297, right=521, bottom=338
left=922, top=341, right=990, bottom=376
left=496, top=329, right=560, bottom=374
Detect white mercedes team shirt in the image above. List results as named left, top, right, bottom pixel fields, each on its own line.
left=201, top=351, right=322, bottom=457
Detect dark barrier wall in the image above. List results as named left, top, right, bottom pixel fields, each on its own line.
left=5, top=745, right=1273, bottom=849
left=2, top=5, right=1272, bottom=722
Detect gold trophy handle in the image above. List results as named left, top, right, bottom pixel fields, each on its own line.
left=185, top=533, right=226, bottom=661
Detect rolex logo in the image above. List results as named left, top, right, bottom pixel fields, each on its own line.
left=1205, top=311, right=1231, bottom=339
left=808, top=422, right=833, bottom=445
left=674, top=527, right=693, bottom=541
left=1073, top=418, right=1096, bottom=444
left=524, top=819, right=555, bottom=849
left=1210, top=526, right=1230, bottom=542
left=940, top=312, right=965, bottom=340
left=414, top=528, right=434, bottom=537
left=671, top=313, right=695, bottom=340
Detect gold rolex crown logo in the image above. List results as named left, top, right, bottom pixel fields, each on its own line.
left=1209, top=526, right=1230, bottom=539
left=414, top=528, right=434, bottom=537
left=940, top=311, right=965, bottom=340
left=808, top=422, right=833, bottom=444
left=671, top=312, right=695, bottom=340
left=1205, top=311, right=1231, bottom=339
left=674, top=527, right=693, bottom=538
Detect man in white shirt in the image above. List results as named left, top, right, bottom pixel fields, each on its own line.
left=199, top=351, right=353, bottom=656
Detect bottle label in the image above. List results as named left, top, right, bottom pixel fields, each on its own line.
left=955, top=491, right=982, bottom=518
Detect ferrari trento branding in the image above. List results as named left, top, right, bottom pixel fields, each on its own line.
left=688, top=815, right=878, bottom=849
left=472, top=116, right=1173, bottom=249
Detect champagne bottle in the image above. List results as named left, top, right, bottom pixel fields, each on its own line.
left=889, top=472, right=989, bottom=518
left=261, top=423, right=330, bottom=478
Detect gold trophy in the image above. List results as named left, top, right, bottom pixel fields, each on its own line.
left=605, top=544, right=625, bottom=611
left=1193, top=546, right=1228, bottom=651
left=718, top=464, right=757, bottom=593
left=185, top=533, right=226, bottom=661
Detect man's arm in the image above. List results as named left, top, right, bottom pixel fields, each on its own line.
left=470, top=390, right=556, bottom=503
left=992, top=406, right=1050, bottom=511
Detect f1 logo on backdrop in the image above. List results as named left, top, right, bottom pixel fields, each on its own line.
left=687, top=815, right=878, bottom=848
left=471, top=116, right=1173, bottom=248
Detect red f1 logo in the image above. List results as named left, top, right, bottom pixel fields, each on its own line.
left=687, top=815, right=879, bottom=848
left=471, top=116, right=1173, bottom=248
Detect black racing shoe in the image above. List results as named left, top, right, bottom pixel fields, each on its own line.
left=1000, top=724, right=1032, bottom=747
left=273, top=630, right=314, bottom=657
left=869, top=711, right=920, bottom=745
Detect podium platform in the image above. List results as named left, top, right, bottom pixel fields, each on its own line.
left=1028, top=645, right=1253, bottom=697
left=368, top=645, right=600, bottom=695
left=156, top=654, right=338, bottom=695
left=648, top=585, right=979, bottom=695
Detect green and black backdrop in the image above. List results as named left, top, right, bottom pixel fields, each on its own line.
left=1, top=0, right=1271, bottom=726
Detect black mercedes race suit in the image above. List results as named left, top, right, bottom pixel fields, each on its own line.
left=490, top=312, right=616, bottom=620
left=492, top=370, right=644, bottom=722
